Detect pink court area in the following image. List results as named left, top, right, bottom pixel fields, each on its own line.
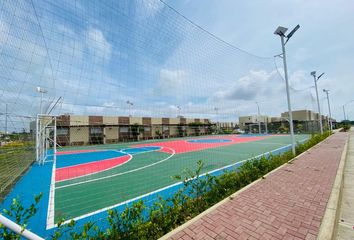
left=55, top=155, right=131, bottom=182
left=133, top=136, right=267, bottom=154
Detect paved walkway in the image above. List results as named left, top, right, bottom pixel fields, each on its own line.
left=336, top=129, right=354, bottom=239
left=165, top=132, right=348, bottom=240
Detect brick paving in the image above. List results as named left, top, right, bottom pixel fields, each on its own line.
left=167, top=132, right=348, bottom=240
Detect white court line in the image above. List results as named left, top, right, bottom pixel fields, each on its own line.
left=55, top=152, right=133, bottom=183
left=52, top=138, right=309, bottom=228
left=46, top=155, right=56, bottom=229
left=56, top=147, right=161, bottom=183
left=56, top=147, right=162, bottom=183
left=55, top=147, right=175, bottom=190
left=47, top=147, right=161, bottom=228
left=56, top=151, right=129, bottom=170
left=49, top=137, right=309, bottom=229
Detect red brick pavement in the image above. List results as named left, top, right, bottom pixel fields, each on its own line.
left=167, top=133, right=348, bottom=240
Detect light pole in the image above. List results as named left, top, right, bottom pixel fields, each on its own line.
left=323, top=89, right=332, bottom=132
left=343, top=105, right=346, bottom=121
left=274, top=25, right=300, bottom=155
left=36, top=87, right=48, bottom=114
left=214, top=107, right=219, bottom=133
left=310, top=71, right=324, bottom=134
left=343, top=100, right=354, bottom=121
left=126, top=100, right=133, bottom=117
left=177, top=106, right=181, bottom=117
left=255, top=101, right=261, bottom=134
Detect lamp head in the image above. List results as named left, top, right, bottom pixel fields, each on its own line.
left=36, top=86, right=47, bottom=93
left=286, top=24, right=300, bottom=39
left=310, top=71, right=316, bottom=76
left=317, top=72, right=325, bottom=80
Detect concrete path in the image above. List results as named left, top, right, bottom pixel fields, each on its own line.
left=163, top=132, right=348, bottom=240
left=335, top=129, right=354, bottom=239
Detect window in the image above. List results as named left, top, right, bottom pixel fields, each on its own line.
left=163, top=125, right=169, bottom=131
left=90, top=127, right=103, bottom=134
left=120, top=127, right=129, bottom=133
left=57, top=128, right=69, bottom=135
left=144, top=127, right=151, bottom=132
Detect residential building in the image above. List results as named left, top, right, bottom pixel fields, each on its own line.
left=32, top=115, right=215, bottom=146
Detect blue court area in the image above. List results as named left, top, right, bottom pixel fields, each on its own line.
left=121, top=146, right=161, bottom=154
left=187, top=139, right=232, bottom=143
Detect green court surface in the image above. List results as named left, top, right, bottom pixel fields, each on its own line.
left=53, top=134, right=308, bottom=222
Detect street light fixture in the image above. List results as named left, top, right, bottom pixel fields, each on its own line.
left=310, top=71, right=324, bottom=134
left=322, top=89, right=332, bottom=132
left=274, top=24, right=300, bottom=155
left=36, top=87, right=48, bottom=114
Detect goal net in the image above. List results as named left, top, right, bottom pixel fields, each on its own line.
left=36, top=115, right=57, bottom=165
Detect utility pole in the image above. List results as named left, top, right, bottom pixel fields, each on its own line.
left=311, top=71, right=324, bottom=134
left=323, top=89, right=332, bottom=132
left=343, top=105, right=346, bottom=121
left=343, top=100, right=354, bottom=121
left=274, top=25, right=300, bottom=155
left=5, top=103, right=8, bottom=134
left=126, top=100, right=133, bottom=117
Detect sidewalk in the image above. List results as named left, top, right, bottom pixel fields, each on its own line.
left=163, top=132, right=348, bottom=240
left=335, top=129, right=354, bottom=239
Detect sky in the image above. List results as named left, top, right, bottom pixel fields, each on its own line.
left=0, top=0, right=353, bottom=131
left=164, top=0, right=354, bottom=121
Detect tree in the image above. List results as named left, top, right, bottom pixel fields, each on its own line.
left=131, top=124, right=143, bottom=141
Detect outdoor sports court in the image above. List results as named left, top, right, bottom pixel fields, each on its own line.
left=2, top=134, right=309, bottom=235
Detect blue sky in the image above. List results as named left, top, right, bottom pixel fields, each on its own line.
left=165, top=0, right=354, bottom=121
left=0, top=0, right=353, bottom=131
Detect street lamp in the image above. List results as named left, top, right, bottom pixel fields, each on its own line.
left=126, top=100, right=133, bottom=117
left=214, top=107, right=219, bottom=133
left=274, top=24, right=300, bottom=155
left=323, top=89, right=332, bottom=132
left=310, top=71, right=324, bottom=134
left=36, top=87, right=48, bottom=114
left=177, top=106, right=181, bottom=117
left=255, top=101, right=261, bottom=134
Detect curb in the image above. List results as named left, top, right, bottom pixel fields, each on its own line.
left=317, top=132, right=350, bottom=240
left=160, top=134, right=332, bottom=240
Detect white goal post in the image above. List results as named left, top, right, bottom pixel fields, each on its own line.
left=35, top=114, right=57, bottom=165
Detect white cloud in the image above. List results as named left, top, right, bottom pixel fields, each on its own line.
left=212, top=70, right=279, bottom=101
left=86, top=27, right=112, bottom=61
left=140, top=0, right=164, bottom=19
left=156, top=69, right=188, bottom=96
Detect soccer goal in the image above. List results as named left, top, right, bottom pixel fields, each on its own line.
left=36, top=115, right=57, bottom=165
